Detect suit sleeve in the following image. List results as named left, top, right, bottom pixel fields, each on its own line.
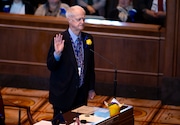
left=88, top=35, right=95, bottom=91
left=47, top=38, right=60, bottom=71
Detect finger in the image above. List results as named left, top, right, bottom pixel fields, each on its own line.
left=54, top=34, right=59, bottom=42
left=57, top=34, right=63, bottom=43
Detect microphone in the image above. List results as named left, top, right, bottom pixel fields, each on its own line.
left=85, top=38, right=118, bottom=98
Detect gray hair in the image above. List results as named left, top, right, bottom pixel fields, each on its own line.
left=66, top=5, right=85, bottom=18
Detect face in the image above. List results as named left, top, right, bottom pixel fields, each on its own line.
left=68, top=10, right=85, bottom=32
left=119, top=0, right=131, bottom=8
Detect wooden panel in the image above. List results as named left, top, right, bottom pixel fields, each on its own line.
left=175, top=1, right=180, bottom=77
left=164, top=0, right=180, bottom=77
left=0, top=13, right=165, bottom=93
left=92, top=33, right=164, bottom=87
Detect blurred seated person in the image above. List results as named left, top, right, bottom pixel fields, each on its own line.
left=28, top=0, right=47, bottom=10
left=34, top=0, right=69, bottom=17
left=108, top=0, right=137, bottom=22
left=0, top=0, right=34, bottom=14
left=137, top=0, right=166, bottom=26
left=76, top=0, right=106, bottom=17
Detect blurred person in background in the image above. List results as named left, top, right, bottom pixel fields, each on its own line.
left=136, top=0, right=166, bottom=26
left=0, top=0, right=34, bottom=14
left=108, top=0, right=137, bottom=22
left=76, top=0, right=106, bottom=17
left=34, top=0, right=69, bottom=17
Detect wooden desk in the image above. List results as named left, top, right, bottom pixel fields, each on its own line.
left=62, top=105, right=134, bottom=125
left=34, top=105, right=134, bottom=125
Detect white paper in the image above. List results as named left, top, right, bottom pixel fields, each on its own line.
left=70, top=122, right=93, bottom=125
left=111, top=98, right=124, bottom=107
left=33, top=120, right=52, bottom=125
left=79, top=114, right=105, bottom=123
left=33, top=120, right=66, bottom=125
left=71, top=105, right=98, bottom=114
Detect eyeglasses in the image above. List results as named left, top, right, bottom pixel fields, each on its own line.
left=73, top=17, right=85, bottom=22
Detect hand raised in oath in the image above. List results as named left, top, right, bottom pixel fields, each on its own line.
left=54, top=34, right=65, bottom=55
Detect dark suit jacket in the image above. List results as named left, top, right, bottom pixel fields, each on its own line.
left=47, top=30, right=95, bottom=112
left=136, top=0, right=166, bottom=26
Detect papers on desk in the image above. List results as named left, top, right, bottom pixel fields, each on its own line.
left=35, top=106, right=110, bottom=125
left=80, top=114, right=104, bottom=123
left=70, top=114, right=104, bottom=125
left=33, top=120, right=51, bottom=125
left=71, top=105, right=98, bottom=114
left=71, top=106, right=110, bottom=125
left=70, top=122, right=92, bottom=125
left=33, top=120, right=66, bottom=125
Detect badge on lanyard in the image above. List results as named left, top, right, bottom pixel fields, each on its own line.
left=78, top=67, right=81, bottom=76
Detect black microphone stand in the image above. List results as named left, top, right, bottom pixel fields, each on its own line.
left=114, top=69, right=117, bottom=98
left=90, top=49, right=118, bottom=98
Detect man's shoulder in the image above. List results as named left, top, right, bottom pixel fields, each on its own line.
left=61, top=30, right=69, bottom=35
left=81, top=32, right=92, bottom=37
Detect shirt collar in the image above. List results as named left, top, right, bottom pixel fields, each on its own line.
left=68, top=28, right=81, bottom=43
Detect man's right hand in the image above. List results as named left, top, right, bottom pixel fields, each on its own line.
left=54, top=34, right=65, bottom=55
left=87, top=5, right=96, bottom=14
left=145, top=9, right=158, bottom=18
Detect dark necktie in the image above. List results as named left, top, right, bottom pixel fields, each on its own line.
left=73, top=38, right=84, bottom=87
left=158, top=0, right=163, bottom=11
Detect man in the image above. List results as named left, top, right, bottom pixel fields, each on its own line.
left=136, top=0, right=166, bottom=26
left=108, top=0, right=136, bottom=22
left=34, top=0, right=69, bottom=17
left=47, top=5, right=96, bottom=118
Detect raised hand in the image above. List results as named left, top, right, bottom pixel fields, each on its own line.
left=54, top=34, right=65, bottom=55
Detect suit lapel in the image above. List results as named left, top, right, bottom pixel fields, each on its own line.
left=82, top=33, right=88, bottom=77
left=63, top=31, right=78, bottom=72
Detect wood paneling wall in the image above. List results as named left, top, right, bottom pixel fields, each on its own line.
left=164, top=0, right=180, bottom=77
left=0, top=13, right=165, bottom=98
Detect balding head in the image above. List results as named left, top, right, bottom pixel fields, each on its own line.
left=66, top=5, right=85, bottom=19
left=65, top=5, right=86, bottom=35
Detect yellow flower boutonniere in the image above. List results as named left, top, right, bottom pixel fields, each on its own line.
left=86, top=39, right=92, bottom=46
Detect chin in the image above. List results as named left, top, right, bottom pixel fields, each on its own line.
left=79, top=27, right=84, bottom=30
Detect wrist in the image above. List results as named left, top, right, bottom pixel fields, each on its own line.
left=55, top=51, right=62, bottom=56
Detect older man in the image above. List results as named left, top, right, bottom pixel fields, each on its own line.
left=47, top=5, right=96, bottom=119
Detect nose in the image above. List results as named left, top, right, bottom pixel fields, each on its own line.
left=80, top=18, right=85, bottom=23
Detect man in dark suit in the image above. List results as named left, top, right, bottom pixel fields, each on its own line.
left=135, top=0, right=166, bottom=26
left=47, top=5, right=96, bottom=118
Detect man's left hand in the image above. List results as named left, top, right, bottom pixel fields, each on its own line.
left=88, top=90, right=96, bottom=100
